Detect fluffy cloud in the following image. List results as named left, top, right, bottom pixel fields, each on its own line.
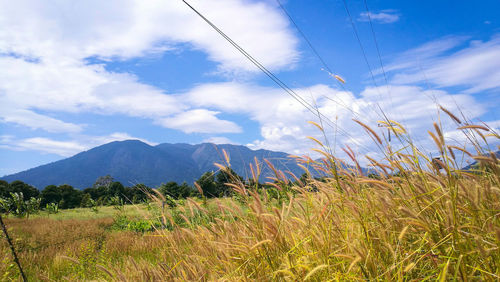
left=0, top=0, right=297, bottom=72
left=178, top=82, right=489, bottom=160
left=0, top=78, right=492, bottom=161
left=0, top=57, right=185, bottom=131
left=156, top=109, right=242, bottom=134
left=0, top=0, right=496, bottom=165
left=0, top=0, right=298, bottom=135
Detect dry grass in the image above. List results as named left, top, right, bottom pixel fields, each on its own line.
left=1, top=118, right=499, bottom=281
left=122, top=120, right=499, bottom=281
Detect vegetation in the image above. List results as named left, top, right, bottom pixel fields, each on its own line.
left=1, top=114, right=499, bottom=280
left=0, top=179, right=157, bottom=216
left=0, top=169, right=251, bottom=217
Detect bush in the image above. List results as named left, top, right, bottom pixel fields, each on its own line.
left=112, top=214, right=160, bottom=233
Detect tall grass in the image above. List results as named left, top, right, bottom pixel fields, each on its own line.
left=112, top=113, right=498, bottom=280
left=1, top=113, right=499, bottom=280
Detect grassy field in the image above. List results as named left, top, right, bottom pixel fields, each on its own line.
left=2, top=205, right=149, bottom=221
left=1, top=119, right=499, bottom=281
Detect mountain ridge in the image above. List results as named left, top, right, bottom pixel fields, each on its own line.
left=1, top=140, right=305, bottom=189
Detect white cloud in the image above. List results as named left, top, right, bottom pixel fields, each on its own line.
left=0, top=57, right=187, bottom=130
left=0, top=0, right=298, bottom=72
left=10, top=138, right=87, bottom=156
left=378, top=36, right=469, bottom=74
left=0, top=0, right=496, bottom=166
left=0, top=77, right=493, bottom=163
left=177, top=81, right=489, bottom=162
left=383, top=35, right=500, bottom=93
left=157, top=109, right=242, bottom=134
left=0, top=108, right=83, bottom=133
left=0, top=0, right=299, bottom=135
left=358, top=10, right=400, bottom=24
left=0, top=132, right=157, bottom=157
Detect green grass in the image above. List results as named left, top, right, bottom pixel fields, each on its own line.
left=3, top=204, right=150, bottom=220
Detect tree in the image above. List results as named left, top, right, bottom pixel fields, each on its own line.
left=10, top=192, right=26, bottom=217
left=215, top=168, right=243, bottom=197
left=0, top=196, right=12, bottom=213
left=58, top=184, right=82, bottom=209
left=41, top=184, right=83, bottom=209
left=196, top=172, right=218, bottom=198
left=9, top=180, right=39, bottom=199
left=123, top=184, right=152, bottom=203
left=92, top=175, right=114, bottom=189
left=80, top=193, right=93, bottom=208
left=41, top=185, right=61, bottom=206
left=159, top=181, right=192, bottom=200
left=179, top=182, right=193, bottom=198
left=83, top=186, right=108, bottom=202
left=25, top=197, right=41, bottom=218
left=108, top=182, right=125, bottom=198
left=0, top=180, right=9, bottom=197
left=159, top=182, right=178, bottom=198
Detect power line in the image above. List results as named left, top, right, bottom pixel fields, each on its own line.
left=362, top=0, right=390, bottom=92
left=341, top=0, right=381, bottom=93
left=276, top=0, right=333, bottom=75
left=339, top=1, right=406, bottom=153
left=359, top=1, right=442, bottom=162
left=275, top=0, right=381, bottom=123
left=180, top=0, right=374, bottom=154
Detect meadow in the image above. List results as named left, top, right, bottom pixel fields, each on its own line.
left=1, top=115, right=499, bottom=281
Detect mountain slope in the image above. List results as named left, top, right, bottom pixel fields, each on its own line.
left=2, top=140, right=306, bottom=189
left=1, top=140, right=200, bottom=189
left=156, top=143, right=303, bottom=179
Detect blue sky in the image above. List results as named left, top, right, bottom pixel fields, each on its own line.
left=1, top=0, right=499, bottom=176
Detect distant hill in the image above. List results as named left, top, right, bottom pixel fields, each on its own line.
left=1, top=140, right=308, bottom=189
left=462, top=150, right=500, bottom=170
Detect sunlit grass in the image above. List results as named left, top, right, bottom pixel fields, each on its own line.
left=1, top=113, right=499, bottom=280
left=2, top=204, right=148, bottom=221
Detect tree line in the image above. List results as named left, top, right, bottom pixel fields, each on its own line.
left=0, top=166, right=308, bottom=217
left=0, top=168, right=273, bottom=216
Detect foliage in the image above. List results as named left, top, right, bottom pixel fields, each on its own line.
left=40, top=184, right=82, bottom=209
left=112, top=214, right=160, bottom=233
left=0, top=197, right=11, bottom=213
left=108, top=182, right=125, bottom=198
left=0, top=180, right=39, bottom=200
left=109, top=196, right=124, bottom=211
left=158, top=181, right=192, bottom=200
left=25, top=197, right=41, bottom=217
left=45, top=202, right=59, bottom=214
left=83, top=182, right=154, bottom=206
left=0, top=180, right=9, bottom=197
left=0, top=192, right=41, bottom=217
left=195, top=172, right=218, bottom=198
left=124, top=183, right=153, bottom=203
left=194, top=169, right=244, bottom=198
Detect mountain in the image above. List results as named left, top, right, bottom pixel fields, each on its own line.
left=462, top=150, right=500, bottom=170
left=1, top=140, right=306, bottom=189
